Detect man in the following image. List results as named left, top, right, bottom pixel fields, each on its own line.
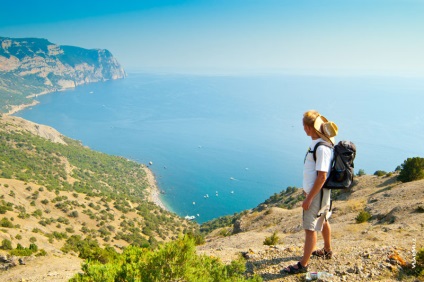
left=283, top=110, right=338, bottom=274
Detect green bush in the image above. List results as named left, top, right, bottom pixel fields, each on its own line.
left=398, top=157, right=424, bottom=183
left=36, top=249, right=47, bottom=256
left=357, top=169, right=366, bottom=176
left=356, top=210, right=372, bottom=223
left=0, top=217, right=14, bottom=228
left=62, top=235, right=117, bottom=263
left=263, top=232, right=279, bottom=246
left=1, top=239, right=12, bottom=250
left=416, top=247, right=424, bottom=277
left=374, top=170, right=387, bottom=177
left=9, top=243, right=38, bottom=256
left=69, top=210, right=79, bottom=218
left=70, top=235, right=262, bottom=282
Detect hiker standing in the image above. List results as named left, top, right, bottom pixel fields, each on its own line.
left=283, top=110, right=338, bottom=274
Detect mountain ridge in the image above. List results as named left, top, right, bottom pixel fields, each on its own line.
left=0, top=36, right=126, bottom=113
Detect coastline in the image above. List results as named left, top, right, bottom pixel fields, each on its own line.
left=4, top=93, right=170, bottom=213
left=143, top=166, right=169, bottom=212
left=5, top=100, right=39, bottom=116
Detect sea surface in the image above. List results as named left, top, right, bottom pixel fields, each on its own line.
left=15, top=73, right=424, bottom=223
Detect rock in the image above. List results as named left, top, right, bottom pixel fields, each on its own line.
left=232, top=219, right=244, bottom=234
left=0, top=255, right=9, bottom=263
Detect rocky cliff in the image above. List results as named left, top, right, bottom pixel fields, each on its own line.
left=0, top=37, right=126, bottom=112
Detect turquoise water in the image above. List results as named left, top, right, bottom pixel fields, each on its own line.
left=15, top=73, right=424, bottom=223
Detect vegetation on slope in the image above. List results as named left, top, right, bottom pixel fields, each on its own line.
left=70, top=235, right=262, bottom=282
left=0, top=118, right=198, bottom=256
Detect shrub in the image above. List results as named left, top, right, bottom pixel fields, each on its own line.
left=66, top=227, right=75, bottom=233
left=374, top=170, right=387, bottom=177
left=218, top=228, right=232, bottom=237
left=398, top=157, right=424, bottom=183
left=32, top=228, right=42, bottom=233
left=356, top=210, right=372, bottom=223
left=416, top=247, right=424, bottom=277
left=69, top=210, right=79, bottom=218
left=357, top=169, right=366, bottom=176
left=10, top=247, right=33, bottom=256
left=70, top=235, right=262, bottom=282
left=0, top=217, right=14, bottom=228
left=36, top=249, right=47, bottom=256
left=263, top=232, right=279, bottom=246
left=32, top=209, right=43, bottom=218
left=29, top=243, right=38, bottom=252
left=1, top=239, right=12, bottom=250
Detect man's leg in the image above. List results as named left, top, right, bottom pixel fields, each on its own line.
left=322, top=221, right=332, bottom=252
left=300, top=229, right=316, bottom=267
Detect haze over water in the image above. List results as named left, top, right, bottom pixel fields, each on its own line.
left=15, top=73, right=424, bottom=223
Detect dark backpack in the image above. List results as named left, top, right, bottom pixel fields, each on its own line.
left=313, top=140, right=356, bottom=190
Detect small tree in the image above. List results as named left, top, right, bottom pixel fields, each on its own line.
left=398, top=157, right=424, bottom=183
left=357, top=169, right=366, bottom=177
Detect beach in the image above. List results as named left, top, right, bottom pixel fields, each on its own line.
left=143, top=165, right=169, bottom=211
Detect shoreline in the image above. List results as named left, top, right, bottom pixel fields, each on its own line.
left=5, top=100, right=39, bottom=116
left=143, top=166, right=169, bottom=212
left=4, top=89, right=55, bottom=116
left=4, top=91, right=170, bottom=213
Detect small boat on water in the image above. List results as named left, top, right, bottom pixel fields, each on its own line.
left=185, top=215, right=196, bottom=220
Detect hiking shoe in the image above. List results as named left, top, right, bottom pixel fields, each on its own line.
left=281, top=261, right=308, bottom=274
left=312, top=248, right=332, bottom=259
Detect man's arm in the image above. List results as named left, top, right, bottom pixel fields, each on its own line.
left=302, top=171, right=327, bottom=210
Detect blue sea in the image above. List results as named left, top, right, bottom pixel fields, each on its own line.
left=15, top=73, right=424, bottom=223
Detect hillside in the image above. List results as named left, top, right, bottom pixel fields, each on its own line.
left=198, top=174, right=424, bottom=281
left=0, top=37, right=126, bottom=113
left=0, top=115, right=197, bottom=281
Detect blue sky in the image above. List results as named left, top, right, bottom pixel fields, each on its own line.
left=1, top=0, right=423, bottom=75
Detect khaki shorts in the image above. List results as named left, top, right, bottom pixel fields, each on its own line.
left=303, top=189, right=331, bottom=232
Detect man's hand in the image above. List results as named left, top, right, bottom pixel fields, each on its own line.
left=302, top=197, right=312, bottom=210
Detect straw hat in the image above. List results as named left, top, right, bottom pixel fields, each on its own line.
left=314, top=115, right=338, bottom=145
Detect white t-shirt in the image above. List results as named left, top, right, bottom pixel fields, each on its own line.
left=303, top=138, right=333, bottom=194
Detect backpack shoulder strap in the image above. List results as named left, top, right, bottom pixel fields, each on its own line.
left=312, top=141, right=333, bottom=162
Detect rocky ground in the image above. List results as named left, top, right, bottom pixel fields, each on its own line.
left=0, top=252, right=82, bottom=282
left=198, top=174, right=424, bottom=281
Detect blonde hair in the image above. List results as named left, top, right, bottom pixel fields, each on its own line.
left=303, top=110, right=320, bottom=127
